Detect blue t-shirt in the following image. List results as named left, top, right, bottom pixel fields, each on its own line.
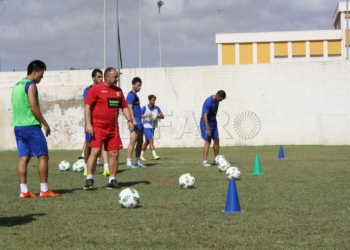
left=201, top=95, right=219, bottom=125
left=126, top=91, right=142, bottom=123
left=83, top=85, right=92, bottom=102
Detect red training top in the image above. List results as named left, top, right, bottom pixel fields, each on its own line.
left=85, top=83, right=128, bottom=134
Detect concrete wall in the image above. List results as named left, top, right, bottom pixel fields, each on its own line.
left=1, top=60, right=350, bottom=150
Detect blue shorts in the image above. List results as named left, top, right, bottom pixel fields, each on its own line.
left=14, top=125, right=48, bottom=157
left=134, top=121, right=143, bottom=131
left=144, top=128, right=155, bottom=141
left=200, top=122, right=219, bottom=142
left=85, top=132, right=91, bottom=143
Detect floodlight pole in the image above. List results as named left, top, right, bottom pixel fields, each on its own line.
left=139, top=0, right=142, bottom=68
left=104, top=0, right=107, bottom=69
left=158, top=1, right=164, bottom=67
left=347, top=0, right=349, bottom=59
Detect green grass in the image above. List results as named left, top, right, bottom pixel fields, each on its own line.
left=0, top=146, right=350, bottom=249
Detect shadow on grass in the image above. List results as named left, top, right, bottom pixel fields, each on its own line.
left=0, top=213, right=46, bottom=227
left=50, top=188, right=83, bottom=195
left=119, top=180, right=151, bottom=187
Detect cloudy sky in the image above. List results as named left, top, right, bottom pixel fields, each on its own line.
left=0, top=0, right=343, bottom=71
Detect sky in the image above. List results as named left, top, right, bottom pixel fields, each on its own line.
left=0, top=0, right=344, bottom=71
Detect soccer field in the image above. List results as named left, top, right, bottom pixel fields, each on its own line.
left=0, top=146, right=349, bottom=249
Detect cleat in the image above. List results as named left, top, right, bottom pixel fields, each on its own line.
left=103, top=169, right=110, bottom=176
left=106, top=179, right=121, bottom=189
left=202, top=162, right=212, bottom=167
left=153, top=155, right=160, bottom=160
left=126, top=164, right=139, bottom=169
left=83, top=169, right=87, bottom=176
left=40, top=190, right=60, bottom=197
left=137, top=162, right=147, bottom=168
left=20, top=191, right=36, bottom=198
left=83, top=179, right=94, bottom=190
left=140, top=156, right=147, bottom=161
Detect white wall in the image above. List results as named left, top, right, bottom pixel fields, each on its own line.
left=1, top=61, right=350, bottom=150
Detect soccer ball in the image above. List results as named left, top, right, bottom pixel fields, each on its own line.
left=72, top=159, right=85, bottom=172
left=214, top=155, right=225, bottom=164
left=217, top=158, right=230, bottom=172
left=150, top=112, right=158, bottom=121
left=118, top=188, right=140, bottom=208
left=58, top=160, right=70, bottom=171
left=179, top=173, right=195, bottom=188
left=226, top=166, right=241, bottom=180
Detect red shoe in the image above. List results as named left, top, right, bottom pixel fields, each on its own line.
left=20, top=191, right=37, bottom=198
left=40, top=190, right=60, bottom=198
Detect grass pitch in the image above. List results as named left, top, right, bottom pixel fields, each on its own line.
left=0, top=146, right=349, bottom=249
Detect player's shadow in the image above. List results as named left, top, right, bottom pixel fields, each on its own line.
left=0, top=213, right=46, bottom=227
left=119, top=180, right=151, bottom=187
left=49, top=188, right=83, bottom=195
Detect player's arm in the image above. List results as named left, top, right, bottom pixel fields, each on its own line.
left=122, top=107, right=134, bottom=132
left=27, top=83, right=50, bottom=137
left=203, top=113, right=211, bottom=136
left=121, top=93, right=134, bottom=132
left=84, top=104, right=93, bottom=135
left=156, top=107, right=164, bottom=119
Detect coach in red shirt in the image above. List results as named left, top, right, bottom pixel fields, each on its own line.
left=83, top=67, right=133, bottom=190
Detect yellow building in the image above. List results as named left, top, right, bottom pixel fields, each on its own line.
left=216, top=2, right=349, bottom=65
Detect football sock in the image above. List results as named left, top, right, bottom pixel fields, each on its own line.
left=140, top=151, right=145, bottom=157
left=127, top=158, right=132, bottom=166
left=87, top=174, right=93, bottom=180
left=108, top=177, right=115, bottom=183
left=81, top=152, right=84, bottom=157
left=103, top=164, right=109, bottom=171
left=135, top=157, right=140, bottom=165
left=84, top=163, right=87, bottom=170
left=40, top=183, right=48, bottom=192
left=152, top=150, right=157, bottom=157
left=20, top=184, right=28, bottom=193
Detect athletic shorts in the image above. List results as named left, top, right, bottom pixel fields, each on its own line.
left=133, top=121, right=143, bottom=131
left=144, top=128, right=155, bottom=141
left=14, top=125, right=48, bottom=157
left=85, top=132, right=91, bottom=143
left=90, top=128, right=123, bottom=151
left=200, top=123, right=219, bottom=142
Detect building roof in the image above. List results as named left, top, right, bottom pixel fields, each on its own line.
left=216, top=30, right=342, bottom=44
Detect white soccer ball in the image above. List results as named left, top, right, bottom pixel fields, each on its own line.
left=118, top=188, right=140, bottom=208
left=58, top=160, right=70, bottom=171
left=226, top=166, right=241, bottom=180
left=150, top=112, right=158, bottom=121
left=179, top=173, right=195, bottom=188
left=72, top=159, right=85, bottom=172
left=215, top=155, right=226, bottom=164
left=218, top=158, right=230, bottom=172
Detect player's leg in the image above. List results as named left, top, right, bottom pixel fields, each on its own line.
left=105, top=135, right=122, bottom=189
left=79, top=141, right=86, bottom=159
left=126, top=130, right=138, bottom=168
left=200, top=123, right=212, bottom=167
left=101, top=146, right=109, bottom=176
left=17, top=156, right=33, bottom=198
left=135, top=125, right=146, bottom=167
left=140, top=140, right=149, bottom=161
left=28, top=127, right=60, bottom=197
left=149, top=128, right=160, bottom=160
left=212, top=127, right=220, bottom=162
left=84, top=131, right=104, bottom=190
left=15, top=128, right=35, bottom=198
left=140, top=128, right=152, bottom=161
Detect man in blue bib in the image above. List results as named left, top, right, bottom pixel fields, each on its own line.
left=200, top=90, right=226, bottom=167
